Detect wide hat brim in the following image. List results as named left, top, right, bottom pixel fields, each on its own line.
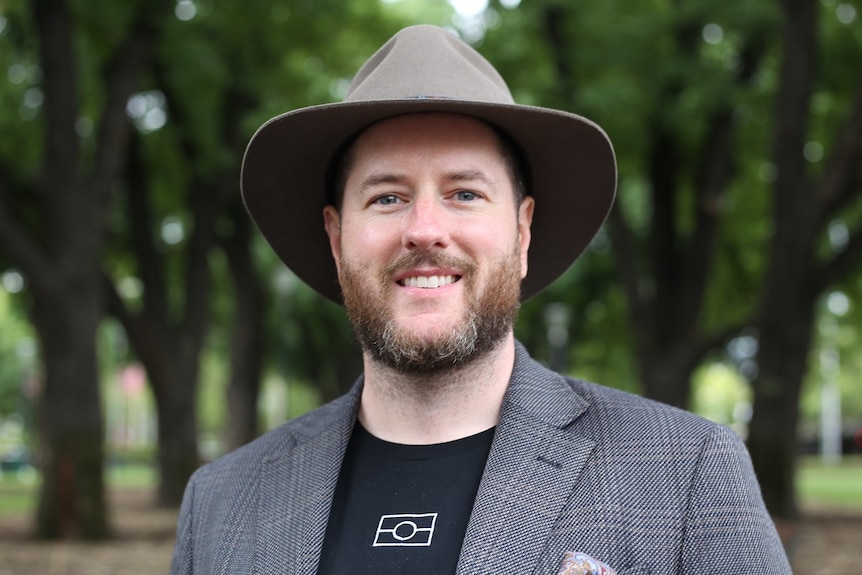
left=241, top=26, right=617, bottom=304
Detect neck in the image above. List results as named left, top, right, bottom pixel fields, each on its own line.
left=357, top=333, right=516, bottom=445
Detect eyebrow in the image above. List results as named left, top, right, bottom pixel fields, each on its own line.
left=443, top=169, right=493, bottom=185
left=358, top=169, right=493, bottom=193
left=357, top=173, right=406, bottom=193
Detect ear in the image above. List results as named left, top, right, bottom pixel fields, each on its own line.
left=517, top=196, right=534, bottom=280
left=323, top=205, right=342, bottom=275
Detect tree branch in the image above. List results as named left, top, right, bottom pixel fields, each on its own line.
left=91, top=0, right=174, bottom=204
left=606, top=202, right=650, bottom=333
left=152, top=62, right=237, bottom=337
left=810, top=147, right=862, bottom=297
left=770, top=0, right=819, bottom=238
left=124, top=130, right=169, bottom=321
left=646, top=15, right=703, bottom=339
left=32, top=0, right=80, bottom=190
left=815, top=71, right=862, bottom=227
left=102, top=270, right=135, bottom=336
left=814, top=214, right=862, bottom=293
left=757, top=0, right=820, bottom=322
left=31, top=0, right=81, bottom=252
left=101, top=270, right=167, bottom=397
left=680, top=33, right=769, bottom=328
left=0, top=163, right=51, bottom=286
left=693, top=320, right=751, bottom=365
left=541, top=5, right=575, bottom=110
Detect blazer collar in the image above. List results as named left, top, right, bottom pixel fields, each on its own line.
left=456, top=342, right=595, bottom=575
left=255, top=342, right=594, bottom=575
left=256, top=379, right=363, bottom=575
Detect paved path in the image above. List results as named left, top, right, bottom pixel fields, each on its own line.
left=0, top=490, right=176, bottom=575
left=783, top=509, right=862, bottom=573
left=0, top=489, right=858, bottom=573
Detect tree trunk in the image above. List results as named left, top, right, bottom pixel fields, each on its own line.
left=541, top=4, right=762, bottom=410
left=150, top=335, right=202, bottom=507
left=30, top=278, right=108, bottom=539
left=105, top=271, right=205, bottom=508
left=105, top=103, right=229, bottom=505
left=638, top=343, right=698, bottom=409
left=0, top=0, right=167, bottom=539
left=747, top=0, right=819, bottom=519
left=748, top=302, right=814, bottom=518
left=221, top=201, right=266, bottom=451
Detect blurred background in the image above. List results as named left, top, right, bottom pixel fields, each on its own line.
left=0, top=0, right=860, bottom=571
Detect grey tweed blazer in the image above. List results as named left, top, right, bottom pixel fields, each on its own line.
left=170, top=343, right=791, bottom=574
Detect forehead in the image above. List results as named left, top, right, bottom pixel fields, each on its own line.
left=347, top=113, right=509, bottom=177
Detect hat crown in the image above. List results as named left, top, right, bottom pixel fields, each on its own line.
left=345, top=25, right=515, bottom=105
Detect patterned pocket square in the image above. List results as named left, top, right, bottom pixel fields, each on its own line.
left=556, top=551, right=618, bottom=575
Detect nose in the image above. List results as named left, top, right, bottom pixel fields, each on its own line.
left=402, top=195, right=449, bottom=251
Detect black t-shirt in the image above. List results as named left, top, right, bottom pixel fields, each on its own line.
left=317, top=424, right=495, bottom=575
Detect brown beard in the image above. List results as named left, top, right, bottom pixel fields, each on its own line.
left=339, top=248, right=522, bottom=374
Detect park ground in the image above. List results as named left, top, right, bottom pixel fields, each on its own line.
left=0, top=457, right=860, bottom=573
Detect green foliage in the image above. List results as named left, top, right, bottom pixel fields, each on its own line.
left=490, top=0, right=862, bottom=424
left=0, top=1, right=43, bottom=179
left=0, top=292, right=36, bottom=418
left=1, top=0, right=861, bottom=464
left=517, top=247, right=640, bottom=392
left=690, top=362, right=751, bottom=425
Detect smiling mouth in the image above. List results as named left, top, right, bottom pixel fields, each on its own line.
left=398, top=275, right=460, bottom=289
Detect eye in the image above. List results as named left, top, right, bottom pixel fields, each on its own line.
left=373, top=194, right=401, bottom=206
left=454, top=190, right=479, bottom=201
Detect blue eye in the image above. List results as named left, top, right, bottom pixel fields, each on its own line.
left=455, top=190, right=478, bottom=201
left=375, top=194, right=399, bottom=205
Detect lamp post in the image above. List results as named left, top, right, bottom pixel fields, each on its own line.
left=818, top=304, right=844, bottom=466
left=544, top=302, right=571, bottom=374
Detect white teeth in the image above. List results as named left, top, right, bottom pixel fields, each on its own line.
left=402, top=275, right=456, bottom=288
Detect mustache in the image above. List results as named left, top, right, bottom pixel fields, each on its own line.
left=382, top=251, right=476, bottom=280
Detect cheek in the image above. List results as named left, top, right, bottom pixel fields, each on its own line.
left=463, top=228, right=520, bottom=272
left=339, top=220, right=396, bottom=263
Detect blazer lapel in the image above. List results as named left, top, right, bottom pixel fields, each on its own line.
left=255, top=383, right=362, bottom=575
left=456, top=345, right=595, bottom=575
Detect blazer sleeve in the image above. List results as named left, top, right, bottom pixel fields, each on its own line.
left=170, top=473, right=197, bottom=575
left=680, top=424, right=792, bottom=574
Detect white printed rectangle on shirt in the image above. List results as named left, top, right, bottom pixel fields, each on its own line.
left=373, top=513, right=438, bottom=547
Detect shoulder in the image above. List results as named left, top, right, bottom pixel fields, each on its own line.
left=561, top=376, right=758, bottom=494
left=570, top=377, right=740, bottom=450
left=188, top=388, right=359, bottom=491
left=570, top=378, right=718, bottom=432
left=511, top=342, right=725, bottom=443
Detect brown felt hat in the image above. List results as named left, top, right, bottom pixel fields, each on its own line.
left=241, top=24, right=616, bottom=303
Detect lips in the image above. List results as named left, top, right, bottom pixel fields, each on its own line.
left=399, top=275, right=459, bottom=288
left=387, top=253, right=471, bottom=290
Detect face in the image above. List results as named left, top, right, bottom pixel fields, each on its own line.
left=323, top=113, right=534, bottom=373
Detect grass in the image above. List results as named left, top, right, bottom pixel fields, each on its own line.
left=0, top=462, right=156, bottom=516
left=0, top=484, right=35, bottom=516
left=796, top=454, right=862, bottom=511
left=2, top=456, right=861, bottom=517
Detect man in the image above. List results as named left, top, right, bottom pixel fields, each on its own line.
left=170, top=25, right=791, bottom=574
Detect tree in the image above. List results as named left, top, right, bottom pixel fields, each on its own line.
left=587, top=4, right=770, bottom=409
left=104, top=121, right=231, bottom=507
left=104, top=0, right=418, bottom=501
left=485, top=0, right=862, bottom=518
left=0, top=0, right=172, bottom=538
left=219, top=198, right=267, bottom=451
left=747, top=0, right=862, bottom=518
left=488, top=0, right=774, bottom=406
